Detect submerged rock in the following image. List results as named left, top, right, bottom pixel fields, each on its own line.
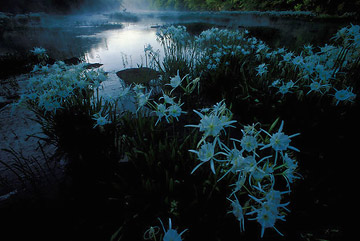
left=116, top=67, right=160, bottom=86
left=63, top=57, right=81, bottom=66
left=85, top=63, right=103, bottom=69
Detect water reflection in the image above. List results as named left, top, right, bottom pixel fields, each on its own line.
left=0, top=13, right=119, bottom=59
left=84, top=25, right=162, bottom=72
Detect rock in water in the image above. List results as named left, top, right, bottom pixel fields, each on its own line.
left=116, top=67, right=159, bottom=86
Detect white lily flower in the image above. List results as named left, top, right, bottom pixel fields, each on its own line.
left=153, top=102, right=168, bottom=125
left=248, top=189, right=290, bottom=238
left=167, top=103, right=186, bottom=120
left=333, top=87, right=356, bottom=105
left=227, top=195, right=245, bottom=232
left=187, top=109, right=236, bottom=140
left=239, top=135, right=259, bottom=152
left=255, top=63, right=268, bottom=77
left=167, top=70, right=182, bottom=89
left=261, top=121, right=300, bottom=154
left=92, top=113, right=111, bottom=128
left=158, top=218, right=187, bottom=241
left=189, top=141, right=224, bottom=174
left=30, top=47, right=47, bottom=56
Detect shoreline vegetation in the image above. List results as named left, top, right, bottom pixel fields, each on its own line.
left=144, top=0, right=360, bottom=16
left=128, top=0, right=360, bottom=20
left=0, top=10, right=358, bottom=22
left=0, top=0, right=358, bottom=19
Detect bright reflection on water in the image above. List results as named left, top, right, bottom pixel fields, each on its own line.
left=84, top=25, right=163, bottom=72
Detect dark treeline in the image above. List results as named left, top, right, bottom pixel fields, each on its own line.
left=0, top=0, right=123, bottom=14
left=146, top=0, right=359, bottom=15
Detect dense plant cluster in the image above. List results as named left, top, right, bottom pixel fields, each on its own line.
left=186, top=102, right=300, bottom=237
left=147, top=24, right=359, bottom=108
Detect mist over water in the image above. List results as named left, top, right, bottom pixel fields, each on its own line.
left=122, top=0, right=152, bottom=11
left=0, top=8, right=348, bottom=72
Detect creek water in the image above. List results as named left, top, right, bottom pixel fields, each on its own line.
left=0, top=10, right=349, bottom=72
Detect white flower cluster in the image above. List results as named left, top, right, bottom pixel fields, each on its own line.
left=30, top=47, right=47, bottom=56
left=125, top=74, right=188, bottom=125
left=194, top=28, right=257, bottom=70
left=132, top=83, right=152, bottom=112
left=333, top=24, right=360, bottom=48
left=159, top=24, right=359, bottom=105
left=18, top=62, right=106, bottom=113
left=151, top=92, right=186, bottom=125
left=29, top=47, right=49, bottom=63
left=146, top=70, right=203, bottom=126
left=156, top=25, right=190, bottom=48
left=19, top=56, right=191, bottom=130
left=15, top=60, right=125, bottom=129
left=186, top=100, right=236, bottom=146
left=195, top=28, right=250, bottom=49
left=263, top=25, right=359, bottom=104
left=187, top=101, right=300, bottom=237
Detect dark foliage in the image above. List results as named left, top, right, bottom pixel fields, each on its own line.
left=146, top=0, right=360, bottom=15
left=0, top=52, right=37, bottom=80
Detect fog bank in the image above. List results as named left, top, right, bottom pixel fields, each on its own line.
left=122, top=0, right=152, bottom=11
left=0, top=0, right=124, bottom=14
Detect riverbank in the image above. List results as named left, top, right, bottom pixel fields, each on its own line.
left=142, top=0, right=360, bottom=18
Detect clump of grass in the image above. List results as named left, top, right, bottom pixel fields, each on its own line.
left=0, top=142, right=62, bottom=194
left=20, top=64, right=124, bottom=180
left=149, top=25, right=200, bottom=80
